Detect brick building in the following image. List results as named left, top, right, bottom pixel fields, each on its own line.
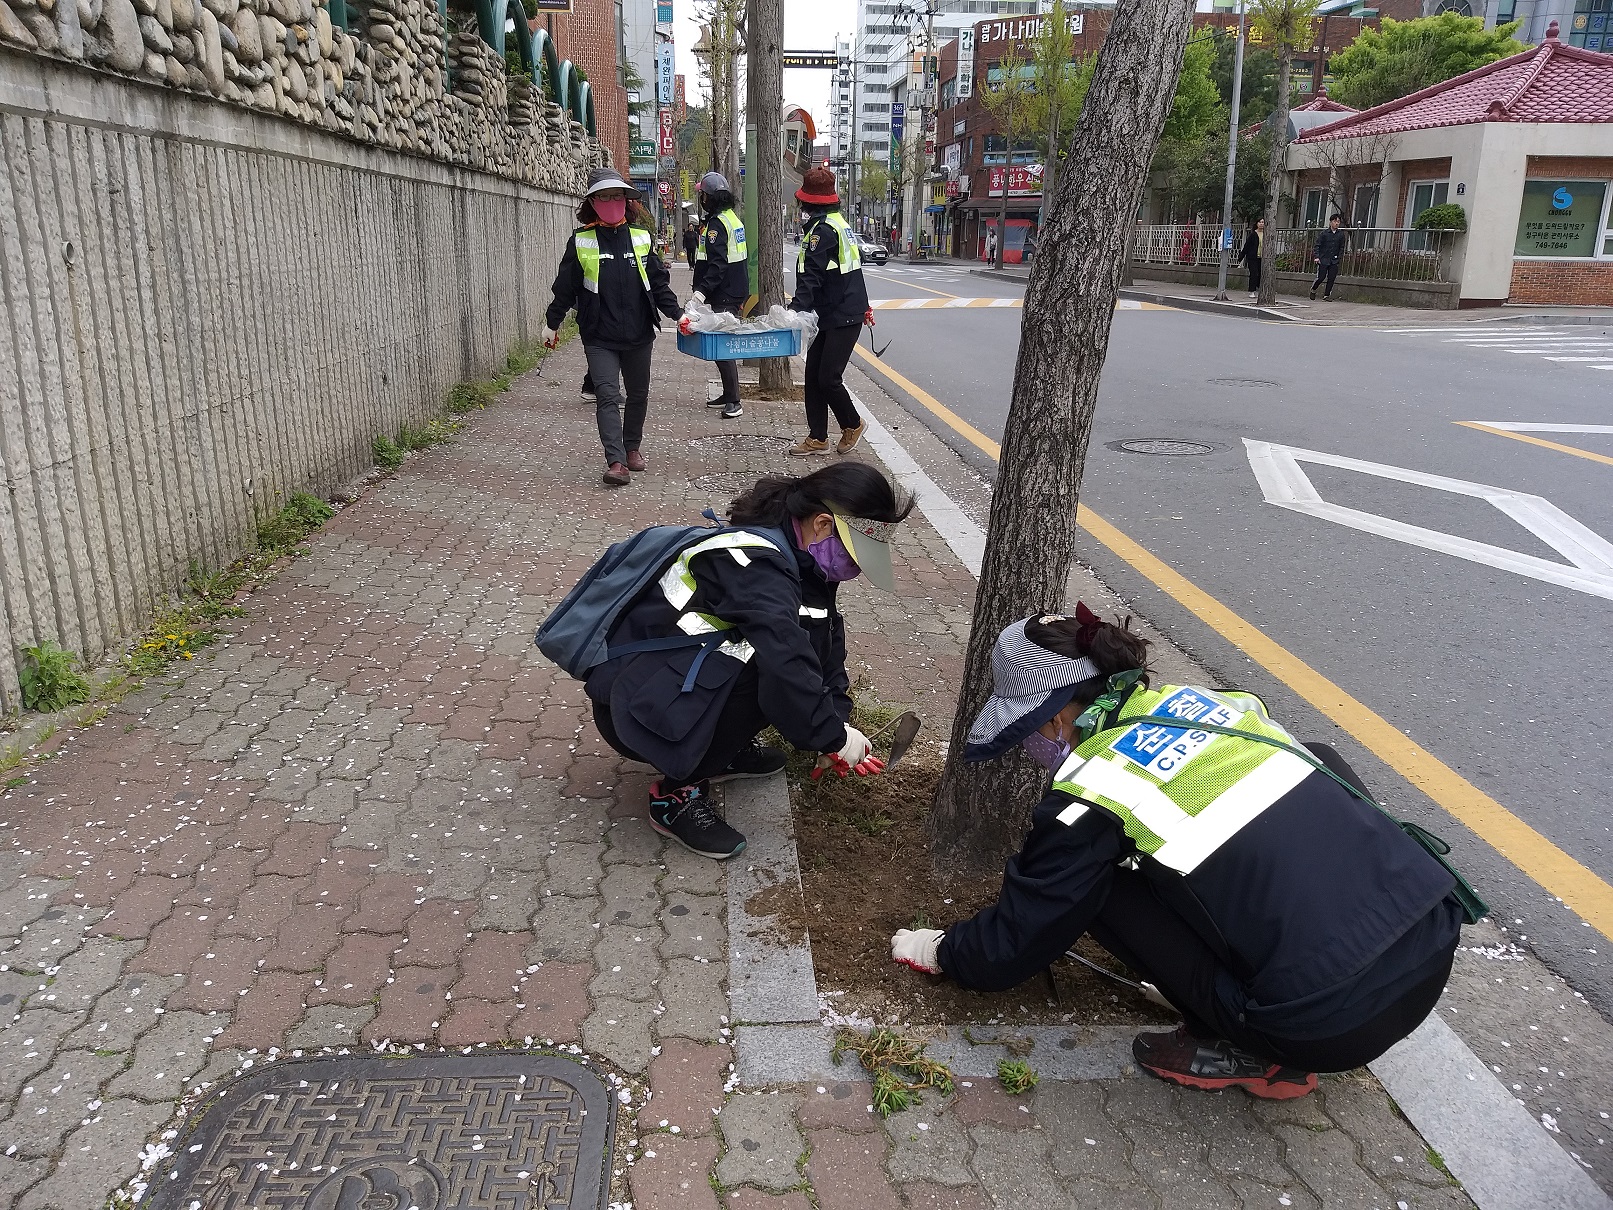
left=1288, top=25, right=1613, bottom=305
left=535, top=0, right=630, bottom=173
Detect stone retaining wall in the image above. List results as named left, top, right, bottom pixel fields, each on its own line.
left=0, top=44, right=591, bottom=711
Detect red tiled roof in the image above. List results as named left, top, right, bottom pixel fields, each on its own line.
left=1298, top=33, right=1613, bottom=142
left=1293, top=92, right=1356, bottom=113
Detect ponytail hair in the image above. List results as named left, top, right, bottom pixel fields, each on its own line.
left=1025, top=606, right=1151, bottom=699
left=728, top=461, right=913, bottom=529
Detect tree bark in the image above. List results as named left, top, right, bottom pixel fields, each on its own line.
left=1257, top=46, right=1293, bottom=307
left=927, top=0, right=1197, bottom=874
left=746, top=0, right=789, bottom=390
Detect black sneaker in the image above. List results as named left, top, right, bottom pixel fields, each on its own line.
left=721, top=400, right=744, bottom=420
left=710, top=741, right=787, bottom=782
left=706, top=395, right=728, bottom=409
left=1309, top=288, right=1317, bottom=300
left=581, top=382, right=597, bottom=402
left=1133, top=1027, right=1317, bottom=1100
left=649, top=780, right=746, bottom=859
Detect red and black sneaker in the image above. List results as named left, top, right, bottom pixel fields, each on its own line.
left=1133, top=1027, right=1318, bottom=1100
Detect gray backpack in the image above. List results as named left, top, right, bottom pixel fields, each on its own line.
left=534, top=518, right=795, bottom=691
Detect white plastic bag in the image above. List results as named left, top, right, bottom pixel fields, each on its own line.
left=680, top=299, right=819, bottom=347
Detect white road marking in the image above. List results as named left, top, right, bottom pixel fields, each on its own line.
left=1245, top=439, right=1613, bottom=601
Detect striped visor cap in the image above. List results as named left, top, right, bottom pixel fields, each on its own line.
left=830, top=511, right=899, bottom=591
left=964, top=617, right=1099, bottom=762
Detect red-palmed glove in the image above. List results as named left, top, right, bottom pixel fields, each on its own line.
left=542, top=327, right=559, bottom=349
left=678, top=316, right=695, bottom=335
left=863, top=308, right=876, bottom=327
left=809, top=726, right=884, bottom=779
left=891, top=928, right=944, bottom=974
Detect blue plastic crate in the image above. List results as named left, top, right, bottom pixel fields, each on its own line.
left=677, top=328, right=803, bottom=361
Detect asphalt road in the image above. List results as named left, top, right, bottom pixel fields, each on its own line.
left=831, top=257, right=1613, bottom=1013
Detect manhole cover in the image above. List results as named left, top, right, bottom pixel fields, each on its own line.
left=146, top=1053, right=614, bottom=1209
left=1114, top=439, right=1216, bottom=457
left=690, top=472, right=755, bottom=496
left=687, top=434, right=792, bottom=454
left=1206, top=377, right=1280, bottom=387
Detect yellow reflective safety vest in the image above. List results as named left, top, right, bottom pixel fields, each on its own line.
left=655, top=530, right=786, bottom=666
left=1051, top=685, right=1313, bottom=875
left=695, top=208, right=747, bottom=263
left=798, top=211, right=862, bottom=274
left=575, top=225, right=653, bottom=295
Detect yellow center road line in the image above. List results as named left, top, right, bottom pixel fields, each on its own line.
left=1457, top=421, right=1613, bottom=469
left=854, top=344, right=1613, bottom=940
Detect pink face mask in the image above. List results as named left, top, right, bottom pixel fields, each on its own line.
left=594, top=197, right=628, bottom=226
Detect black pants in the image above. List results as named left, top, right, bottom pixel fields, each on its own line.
left=1088, top=742, right=1450, bottom=1073
left=804, top=324, right=863, bottom=440
left=1312, top=260, right=1340, bottom=297
left=593, top=665, right=765, bottom=789
left=583, top=342, right=652, bottom=466
left=713, top=300, right=741, bottom=406
left=1246, top=257, right=1262, bottom=294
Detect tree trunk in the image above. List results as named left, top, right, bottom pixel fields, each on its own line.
left=1257, top=47, right=1293, bottom=307
left=745, top=0, right=789, bottom=390
left=927, top=0, right=1197, bottom=874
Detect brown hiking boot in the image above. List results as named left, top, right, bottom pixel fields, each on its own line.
left=603, top=462, right=631, bottom=486
left=625, top=450, right=647, bottom=473
left=789, top=438, right=830, bottom=457
left=836, top=423, right=867, bottom=454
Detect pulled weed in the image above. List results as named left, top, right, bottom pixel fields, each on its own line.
left=997, top=1059, right=1039, bottom=1096
left=832, top=1026, right=955, bottom=1117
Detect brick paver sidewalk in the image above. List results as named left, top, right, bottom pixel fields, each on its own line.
left=0, top=309, right=1470, bottom=1209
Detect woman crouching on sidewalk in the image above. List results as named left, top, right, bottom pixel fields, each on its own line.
left=544, top=167, right=682, bottom=487
left=588, top=462, right=912, bottom=859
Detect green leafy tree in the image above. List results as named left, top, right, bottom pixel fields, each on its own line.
left=979, top=40, right=1040, bottom=264
left=1211, top=32, right=1279, bottom=119
left=1026, top=0, right=1095, bottom=215
left=1251, top=0, right=1322, bottom=304
left=859, top=154, right=890, bottom=209
left=1330, top=14, right=1524, bottom=111
left=1163, top=33, right=1224, bottom=144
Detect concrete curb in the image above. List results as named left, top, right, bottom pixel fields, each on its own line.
left=1370, top=1013, right=1612, bottom=1210
left=1117, top=287, right=1295, bottom=322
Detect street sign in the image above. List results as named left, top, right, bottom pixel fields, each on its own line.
left=1222, top=228, right=1234, bottom=250
left=630, top=139, right=655, bottom=158
left=656, top=44, right=674, bottom=105
left=988, top=164, right=1043, bottom=197
left=890, top=109, right=904, bottom=141
left=656, top=0, right=672, bottom=26
left=530, top=0, right=571, bottom=10
left=781, top=51, right=838, bottom=69
left=890, top=101, right=906, bottom=117
left=658, top=107, right=675, bottom=156
left=957, top=29, right=974, bottom=99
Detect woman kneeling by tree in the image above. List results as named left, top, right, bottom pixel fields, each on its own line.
left=892, top=609, right=1474, bottom=1099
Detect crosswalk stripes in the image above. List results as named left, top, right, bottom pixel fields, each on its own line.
left=1377, top=326, right=1613, bottom=371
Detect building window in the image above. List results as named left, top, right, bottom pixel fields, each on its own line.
left=1406, top=179, right=1448, bottom=226
left=1569, top=0, right=1609, bottom=49
left=864, top=103, right=890, bottom=113
left=1514, top=179, right=1612, bottom=257
left=1352, top=183, right=1379, bottom=229
left=863, top=122, right=890, bottom=133
left=1301, top=187, right=1328, bottom=228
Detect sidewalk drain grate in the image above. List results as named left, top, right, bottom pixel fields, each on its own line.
left=687, top=434, right=793, bottom=454
left=1116, top=439, right=1216, bottom=457
left=145, top=1053, right=614, bottom=1210
left=1207, top=377, right=1280, bottom=387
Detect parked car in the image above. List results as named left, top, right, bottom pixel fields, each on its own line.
left=855, top=234, right=889, bottom=265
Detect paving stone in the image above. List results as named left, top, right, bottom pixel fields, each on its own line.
left=509, top=961, right=592, bottom=1043
left=0, top=1154, right=50, bottom=1205
left=951, top=1078, right=1037, bottom=1129
left=29, top=937, right=140, bottom=1013
left=439, top=998, right=517, bottom=1045
left=169, top=939, right=270, bottom=1014
left=798, top=1080, right=880, bottom=1132
left=92, top=874, right=187, bottom=939
left=103, top=1008, right=216, bottom=1103
left=65, top=973, right=178, bottom=1052
left=728, top=1191, right=814, bottom=1210
left=472, top=871, right=543, bottom=931
left=884, top=1102, right=975, bottom=1185
left=628, top=1131, right=721, bottom=1210
left=1270, top=1121, right=1394, bottom=1208
left=592, top=924, right=665, bottom=1000
left=364, top=965, right=451, bottom=1044
left=452, top=931, right=532, bottom=1002
left=393, top=898, right=474, bottom=967
left=216, top=970, right=316, bottom=1050
left=1061, top=1177, right=1161, bottom=1208
left=218, top=875, right=303, bottom=939
left=902, top=1182, right=996, bottom=1210
left=966, top=1125, right=1069, bottom=1210
left=661, top=843, right=725, bottom=896
left=1171, top=1088, right=1294, bottom=1186
left=1318, top=1075, right=1456, bottom=1189
left=716, top=1092, right=806, bottom=1191
left=806, top=1127, right=902, bottom=1210
left=661, top=892, right=725, bottom=962
left=263, top=903, right=349, bottom=971
left=601, top=863, right=663, bottom=928
left=643, top=1040, right=731, bottom=1138
left=1103, top=1077, right=1184, bottom=1128
left=309, top=930, right=397, bottom=1006
left=1038, top=1082, right=1136, bottom=1185
left=284, top=1002, right=376, bottom=1052
left=546, top=841, right=605, bottom=892
left=530, top=893, right=600, bottom=961
left=343, top=873, right=421, bottom=933
left=601, top=817, right=666, bottom=867
left=658, top=958, right=727, bottom=1039
left=15, top=1096, right=171, bottom=1210
left=1120, top=1117, right=1241, bottom=1209
left=1226, top=1175, right=1318, bottom=1208
left=582, top=995, right=657, bottom=1074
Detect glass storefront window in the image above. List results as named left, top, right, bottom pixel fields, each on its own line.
left=1514, top=180, right=1610, bottom=257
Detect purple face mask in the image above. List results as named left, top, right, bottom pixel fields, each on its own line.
left=796, top=519, right=861, bottom=582
left=1021, top=728, right=1071, bottom=773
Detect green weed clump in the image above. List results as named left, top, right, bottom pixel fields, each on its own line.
left=257, top=493, right=335, bottom=553
left=397, top=418, right=460, bottom=450
left=373, top=434, right=405, bottom=471
left=833, top=1027, right=955, bottom=1118
left=19, top=642, right=90, bottom=713
left=997, top=1058, right=1039, bottom=1096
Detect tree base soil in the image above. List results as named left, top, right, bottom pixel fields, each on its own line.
left=788, top=743, right=1175, bottom=1031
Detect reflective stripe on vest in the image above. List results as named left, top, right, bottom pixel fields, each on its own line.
left=657, top=532, right=784, bottom=665
left=798, top=605, right=830, bottom=619
left=797, top=212, right=862, bottom=274
left=696, top=209, right=748, bottom=263
left=1051, top=685, right=1311, bottom=874
left=575, top=227, right=653, bottom=295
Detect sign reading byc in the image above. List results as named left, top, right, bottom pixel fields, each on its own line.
left=658, top=107, right=675, bottom=156
left=1514, top=179, right=1607, bottom=257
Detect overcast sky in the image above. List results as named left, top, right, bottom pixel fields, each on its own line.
left=672, top=0, right=860, bottom=135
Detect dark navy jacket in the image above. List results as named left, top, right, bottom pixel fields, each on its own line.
left=546, top=223, right=681, bottom=350
left=586, top=534, right=851, bottom=782
left=692, top=214, right=750, bottom=306
left=940, top=764, right=1460, bottom=1042
left=789, top=210, right=869, bottom=329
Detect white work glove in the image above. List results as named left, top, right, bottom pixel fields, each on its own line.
left=891, top=928, right=945, bottom=975
left=542, top=326, right=558, bottom=349
left=691, top=290, right=706, bottom=305
left=811, top=725, right=884, bottom=780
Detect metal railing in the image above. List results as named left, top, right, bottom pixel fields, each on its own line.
left=1130, top=223, right=1463, bottom=284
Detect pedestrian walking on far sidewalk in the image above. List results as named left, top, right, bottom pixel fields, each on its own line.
left=788, top=166, right=872, bottom=458
left=692, top=171, right=749, bottom=421
left=1241, top=218, right=1264, bottom=298
left=683, top=220, right=701, bottom=267
left=1310, top=215, right=1347, bottom=301
left=544, top=167, right=682, bottom=488
left=580, top=463, right=912, bottom=859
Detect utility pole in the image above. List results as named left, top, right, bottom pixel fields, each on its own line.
left=1213, top=2, right=1247, bottom=301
